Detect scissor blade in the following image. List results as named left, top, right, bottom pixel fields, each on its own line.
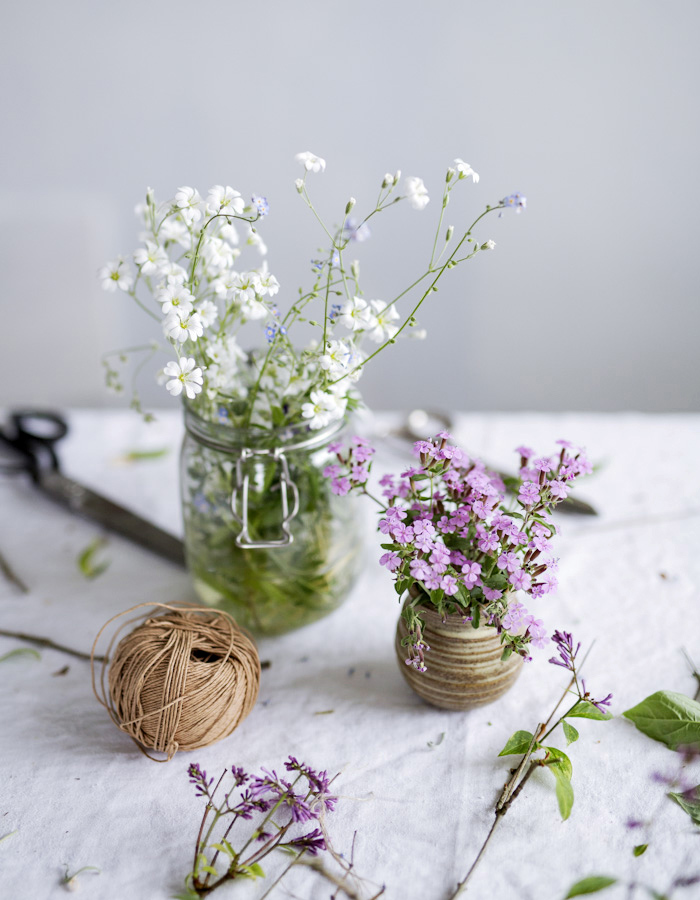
left=38, top=470, right=186, bottom=566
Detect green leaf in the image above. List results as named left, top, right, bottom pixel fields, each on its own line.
left=270, top=406, right=285, bottom=427
left=633, top=843, right=648, bottom=857
left=239, top=862, right=265, bottom=879
left=668, top=786, right=700, bottom=826
left=545, top=746, right=574, bottom=820
left=0, top=648, right=40, bottom=664
left=249, top=863, right=264, bottom=878
left=122, top=447, right=169, bottom=462
left=77, top=538, right=110, bottom=580
left=567, top=700, right=613, bottom=721
left=623, top=691, right=700, bottom=750
left=564, top=876, right=618, bottom=897
left=498, top=730, right=534, bottom=757
left=211, top=842, right=235, bottom=858
left=562, top=721, right=579, bottom=745
left=200, top=865, right=218, bottom=877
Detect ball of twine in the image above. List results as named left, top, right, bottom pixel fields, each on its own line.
left=92, top=603, right=260, bottom=761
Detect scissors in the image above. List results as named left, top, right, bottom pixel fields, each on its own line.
left=0, top=410, right=186, bottom=565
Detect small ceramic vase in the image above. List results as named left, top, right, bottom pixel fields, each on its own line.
left=395, top=605, right=522, bottom=710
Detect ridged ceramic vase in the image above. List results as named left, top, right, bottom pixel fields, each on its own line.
left=395, top=605, right=523, bottom=710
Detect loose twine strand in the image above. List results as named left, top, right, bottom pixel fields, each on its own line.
left=91, top=603, right=260, bottom=762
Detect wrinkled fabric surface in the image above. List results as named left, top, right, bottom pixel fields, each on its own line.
left=1, top=410, right=699, bottom=900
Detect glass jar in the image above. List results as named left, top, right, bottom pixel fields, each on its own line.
left=180, top=403, right=362, bottom=636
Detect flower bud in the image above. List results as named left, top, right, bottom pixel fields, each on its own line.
left=481, top=240, right=496, bottom=250
left=351, top=260, right=360, bottom=280
left=393, top=170, right=401, bottom=185
left=445, top=225, right=454, bottom=242
left=145, top=187, right=155, bottom=207
left=295, top=178, right=304, bottom=193
left=382, top=173, right=393, bottom=188
left=345, top=197, right=356, bottom=214
left=446, top=167, right=455, bottom=183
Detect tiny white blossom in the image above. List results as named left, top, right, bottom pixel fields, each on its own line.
left=98, top=259, right=133, bottom=292
left=219, top=222, right=239, bottom=246
left=160, top=261, right=188, bottom=285
left=197, top=299, right=219, bottom=328
left=482, top=240, right=496, bottom=250
left=295, top=151, right=326, bottom=173
left=160, top=215, right=191, bottom=247
left=164, top=311, right=204, bottom=343
left=231, top=271, right=263, bottom=303
left=206, top=185, right=244, bottom=217
left=404, top=176, right=430, bottom=211
left=163, top=357, right=204, bottom=399
left=212, top=271, right=240, bottom=298
left=202, top=236, right=236, bottom=271
left=366, top=299, right=400, bottom=343
left=134, top=241, right=168, bottom=275
left=337, top=296, right=378, bottom=332
left=257, top=266, right=280, bottom=297
left=245, top=226, right=267, bottom=256
left=295, top=178, right=304, bottom=192
left=453, top=159, right=480, bottom=182
left=320, top=339, right=354, bottom=379
left=301, top=389, right=342, bottom=429
left=158, top=284, right=195, bottom=317
left=174, top=186, right=203, bottom=225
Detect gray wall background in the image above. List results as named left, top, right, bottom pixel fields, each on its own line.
left=3, top=0, right=699, bottom=413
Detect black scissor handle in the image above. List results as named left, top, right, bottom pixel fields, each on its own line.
left=9, top=410, right=68, bottom=473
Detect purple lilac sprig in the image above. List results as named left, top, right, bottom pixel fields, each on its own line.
left=324, top=432, right=591, bottom=671
left=450, top=633, right=612, bottom=898
left=184, top=757, right=338, bottom=897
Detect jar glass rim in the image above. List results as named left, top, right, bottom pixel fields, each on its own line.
left=183, top=399, right=347, bottom=453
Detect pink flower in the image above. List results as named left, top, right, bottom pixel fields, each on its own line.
left=497, top=551, right=519, bottom=573
left=424, top=569, right=442, bottom=591
left=440, top=575, right=459, bottom=596
left=351, top=464, right=369, bottom=484
left=549, top=480, right=569, bottom=500
left=323, top=464, right=340, bottom=478
left=526, top=616, right=549, bottom=649
left=414, top=532, right=435, bottom=553
left=461, top=561, right=482, bottom=586
left=328, top=441, right=344, bottom=454
left=392, top=523, right=414, bottom=545
left=379, top=551, right=401, bottom=572
left=410, top=559, right=431, bottom=580
left=533, top=456, right=554, bottom=473
left=509, top=569, right=532, bottom=592
left=353, top=445, right=375, bottom=463
left=331, top=476, right=351, bottom=496
left=482, top=586, right=503, bottom=602
left=516, top=445, right=534, bottom=459
left=518, top=481, right=540, bottom=506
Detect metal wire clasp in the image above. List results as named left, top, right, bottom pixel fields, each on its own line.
left=230, top=447, right=300, bottom=549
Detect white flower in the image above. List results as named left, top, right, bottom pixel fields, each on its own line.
left=163, top=357, right=204, bottom=399
left=408, top=326, right=427, bottom=340
left=133, top=241, right=168, bottom=275
left=98, top=259, right=133, bottom=292
left=366, top=300, right=400, bottom=343
left=161, top=261, right=188, bottom=284
left=197, top=300, right=219, bottom=328
left=219, top=222, right=239, bottom=246
left=404, top=176, right=430, bottom=211
left=257, top=266, right=280, bottom=297
left=212, top=271, right=240, bottom=298
left=206, top=185, right=244, bottom=217
left=157, top=284, right=194, bottom=317
left=301, top=389, right=342, bottom=429
left=320, top=339, right=354, bottom=379
left=160, top=215, right=191, bottom=247
left=295, top=151, right=326, bottom=173
left=202, top=236, right=235, bottom=271
left=164, top=311, right=204, bottom=343
left=174, top=186, right=203, bottom=225
left=337, top=296, right=378, bottom=332
left=482, top=239, right=496, bottom=250
left=454, top=159, right=480, bottom=183
left=231, top=271, right=262, bottom=303
left=245, top=226, right=267, bottom=256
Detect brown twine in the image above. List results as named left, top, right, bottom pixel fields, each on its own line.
left=91, top=603, right=260, bottom=762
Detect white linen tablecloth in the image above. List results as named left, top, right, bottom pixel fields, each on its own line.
left=2, top=411, right=699, bottom=900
